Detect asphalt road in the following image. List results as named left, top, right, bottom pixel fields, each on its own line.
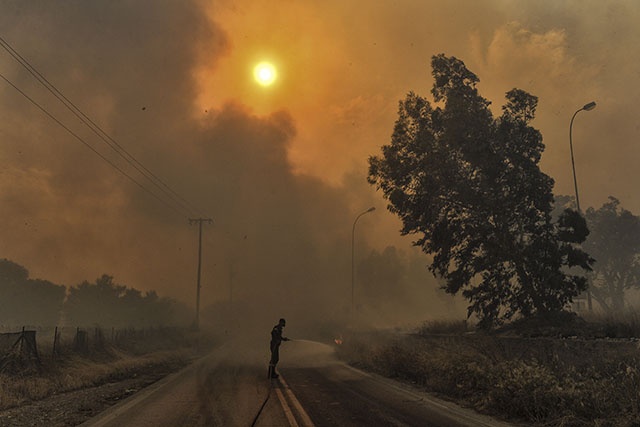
left=80, top=338, right=517, bottom=427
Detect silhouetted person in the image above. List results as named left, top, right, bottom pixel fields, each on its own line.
left=268, top=318, right=289, bottom=378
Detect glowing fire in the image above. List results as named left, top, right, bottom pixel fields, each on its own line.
left=334, top=335, right=343, bottom=345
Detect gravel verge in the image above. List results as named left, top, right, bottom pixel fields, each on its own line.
left=0, top=361, right=185, bottom=427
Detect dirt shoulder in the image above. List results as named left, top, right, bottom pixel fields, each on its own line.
left=0, top=368, right=170, bottom=427
left=0, top=352, right=192, bottom=427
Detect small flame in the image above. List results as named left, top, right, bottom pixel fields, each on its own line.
left=334, top=334, right=343, bottom=345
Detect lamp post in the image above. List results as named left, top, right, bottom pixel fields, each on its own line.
left=569, top=101, right=596, bottom=213
left=569, top=101, right=596, bottom=311
left=351, top=207, right=375, bottom=320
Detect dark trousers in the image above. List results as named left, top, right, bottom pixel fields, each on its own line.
left=270, top=342, right=280, bottom=367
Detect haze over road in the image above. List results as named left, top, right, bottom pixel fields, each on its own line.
left=81, top=338, right=516, bottom=427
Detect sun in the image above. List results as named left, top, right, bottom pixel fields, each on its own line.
left=254, top=62, right=277, bottom=86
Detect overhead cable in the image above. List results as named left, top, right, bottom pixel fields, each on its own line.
left=0, top=35, right=203, bottom=218
left=0, top=71, right=187, bottom=218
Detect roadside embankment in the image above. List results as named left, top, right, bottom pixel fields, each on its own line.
left=0, top=328, right=216, bottom=426
left=336, top=330, right=640, bottom=426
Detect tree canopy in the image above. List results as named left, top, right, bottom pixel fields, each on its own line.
left=584, top=197, right=640, bottom=312
left=0, top=258, right=187, bottom=328
left=0, top=258, right=66, bottom=326
left=368, top=54, right=592, bottom=327
left=65, top=274, right=182, bottom=327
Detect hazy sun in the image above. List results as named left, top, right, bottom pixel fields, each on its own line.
left=254, top=62, right=277, bottom=86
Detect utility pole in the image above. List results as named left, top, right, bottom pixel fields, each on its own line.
left=229, top=261, right=235, bottom=332
left=190, top=218, right=213, bottom=330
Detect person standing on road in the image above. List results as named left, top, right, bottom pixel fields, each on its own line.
left=268, top=318, right=289, bottom=378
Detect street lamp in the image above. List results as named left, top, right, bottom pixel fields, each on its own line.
left=568, top=101, right=596, bottom=311
left=569, top=101, right=596, bottom=212
left=351, top=207, right=375, bottom=319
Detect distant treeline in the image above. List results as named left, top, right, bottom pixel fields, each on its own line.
left=0, top=259, right=189, bottom=327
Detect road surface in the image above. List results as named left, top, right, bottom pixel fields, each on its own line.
left=80, top=338, right=517, bottom=427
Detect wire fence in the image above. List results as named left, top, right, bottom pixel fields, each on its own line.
left=0, top=325, right=190, bottom=374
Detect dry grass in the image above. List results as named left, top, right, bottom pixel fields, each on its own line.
left=337, top=329, right=640, bottom=427
left=0, top=349, right=193, bottom=410
left=417, top=319, right=473, bottom=335
left=0, top=328, right=214, bottom=410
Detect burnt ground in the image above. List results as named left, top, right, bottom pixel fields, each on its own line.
left=0, top=363, right=183, bottom=427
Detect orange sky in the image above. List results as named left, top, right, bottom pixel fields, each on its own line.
left=196, top=0, right=639, bottom=208
left=0, top=0, right=638, bottom=326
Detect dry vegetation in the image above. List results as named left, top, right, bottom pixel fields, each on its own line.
left=337, top=315, right=640, bottom=427
left=0, top=328, right=210, bottom=411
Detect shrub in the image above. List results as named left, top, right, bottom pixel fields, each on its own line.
left=338, top=331, right=640, bottom=426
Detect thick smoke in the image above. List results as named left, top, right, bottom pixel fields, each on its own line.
left=1, top=1, right=637, bottom=333
left=0, top=1, right=452, bottom=334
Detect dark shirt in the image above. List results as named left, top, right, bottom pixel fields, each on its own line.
left=271, top=324, right=285, bottom=346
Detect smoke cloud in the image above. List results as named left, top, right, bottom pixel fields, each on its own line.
left=1, top=1, right=637, bottom=331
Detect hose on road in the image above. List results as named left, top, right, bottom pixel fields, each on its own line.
left=250, top=376, right=273, bottom=427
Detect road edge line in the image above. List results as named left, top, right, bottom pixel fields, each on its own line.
left=78, top=354, right=210, bottom=427
left=339, top=362, right=513, bottom=427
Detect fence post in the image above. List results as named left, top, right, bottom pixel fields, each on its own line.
left=52, top=326, right=58, bottom=359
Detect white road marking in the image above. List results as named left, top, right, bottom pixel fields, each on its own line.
left=79, top=359, right=202, bottom=427
left=340, top=362, right=512, bottom=427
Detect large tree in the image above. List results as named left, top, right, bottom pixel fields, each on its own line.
left=584, top=197, right=640, bottom=312
left=0, top=258, right=66, bottom=326
left=65, top=274, right=181, bottom=327
left=368, top=54, right=592, bottom=327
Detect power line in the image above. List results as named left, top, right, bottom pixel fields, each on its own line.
left=0, top=35, right=199, bottom=217
left=0, top=70, right=187, bottom=218
left=0, top=35, right=203, bottom=218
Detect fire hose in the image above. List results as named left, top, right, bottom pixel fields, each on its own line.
left=250, top=379, right=273, bottom=427
left=251, top=337, right=294, bottom=426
